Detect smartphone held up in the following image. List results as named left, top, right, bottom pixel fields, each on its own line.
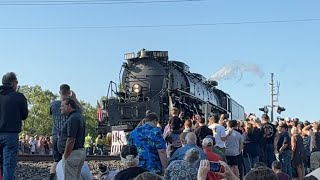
left=209, top=161, right=222, bottom=172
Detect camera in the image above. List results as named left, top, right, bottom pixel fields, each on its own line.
left=210, top=161, right=222, bottom=172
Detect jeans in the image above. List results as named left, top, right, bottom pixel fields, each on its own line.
left=263, top=144, right=275, bottom=168
left=243, top=155, right=259, bottom=175
left=279, top=150, right=292, bottom=178
left=0, top=133, right=19, bottom=180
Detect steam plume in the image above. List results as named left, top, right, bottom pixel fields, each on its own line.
left=209, top=60, right=265, bottom=84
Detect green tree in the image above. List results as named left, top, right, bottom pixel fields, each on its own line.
left=20, top=85, right=57, bottom=136
left=19, top=85, right=99, bottom=137
left=81, top=101, right=99, bottom=136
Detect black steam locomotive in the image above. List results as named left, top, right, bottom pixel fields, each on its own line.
left=98, top=49, right=245, bottom=133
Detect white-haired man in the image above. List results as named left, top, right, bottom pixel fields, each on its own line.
left=169, top=132, right=207, bottom=168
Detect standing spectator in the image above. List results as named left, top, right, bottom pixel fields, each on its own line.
left=37, top=136, right=46, bottom=155
left=29, top=137, right=37, bottom=154
left=95, top=134, right=104, bottom=155
left=271, top=161, right=290, bottom=180
left=129, top=113, right=167, bottom=174
left=225, top=120, right=243, bottom=178
left=277, top=123, right=292, bottom=178
left=252, top=118, right=264, bottom=163
left=183, top=119, right=193, bottom=133
left=84, top=133, right=93, bottom=155
left=261, top=114, right=276, bottom=168
left=302, top=122, right=320, bottom=172
left=243, top=123, right=261, bottom=175
left=205, top=135, right=227, bottom=162
left=58, top=98, right=86, bottom=180
left=180, top=132, right=189, bottom=146
left=301, top=122, right=311, bottom=174
left=0, top=72, right=28, bottom=180
left=291, top=127, right=305, bottom=180
left=49, top=136, right=53, bottom=155
left=275, top=121, right=285, bottom=161
left=208, top=115, right=227, bottom=153
left=50, top=84, right=69, bottom=179
left=23, top=136, right=30, bottom=154
left=50, top=84, right=83, bottom=180
left=202, top=138, right=222, bottom=180
left=194, top=117, right=213, bottom=147
left=164, top=107, right=183, bottom=157
left=44, top=136, right=51, bottom=155
left=169, top=132, right=207, bottom=168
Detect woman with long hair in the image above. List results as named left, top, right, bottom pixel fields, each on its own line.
left=291, top=127, right=306, bottom=180
left=242, top=122, right=261, bottom=175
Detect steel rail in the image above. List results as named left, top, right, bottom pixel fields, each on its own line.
left=18, top=155, right=120, bottom=162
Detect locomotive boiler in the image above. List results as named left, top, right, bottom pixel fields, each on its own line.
left=98, top=49, right=245, bottom=133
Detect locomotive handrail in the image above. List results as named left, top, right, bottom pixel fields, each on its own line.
left=107, top=81, right=119, bottom=101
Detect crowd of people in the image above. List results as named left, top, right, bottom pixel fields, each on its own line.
left=102, top=107, right=320, bottom=180
left=18, top=134, right=53, bottom=155
left=18, top=133, right=111, bottom=156
left=1, top=71, right=320, bottom=180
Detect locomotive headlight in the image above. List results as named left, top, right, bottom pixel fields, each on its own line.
left=132, top=84, right=141, bottom=93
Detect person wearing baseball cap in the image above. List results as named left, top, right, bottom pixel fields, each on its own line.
left=202, top=138, right=223, bottom=180
left=205, top=135, right=227, bottom=162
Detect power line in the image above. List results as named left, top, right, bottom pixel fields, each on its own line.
left=0, top=0, right=145, bottom=2
left=0, top=18, right=319, bottom=30
left=0, top=0, right=204, bottom=5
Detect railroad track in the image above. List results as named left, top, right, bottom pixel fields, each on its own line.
left=18, top=154, right=120, bottom=162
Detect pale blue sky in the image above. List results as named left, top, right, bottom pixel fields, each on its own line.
left=0, top=0, right=319, bottom=121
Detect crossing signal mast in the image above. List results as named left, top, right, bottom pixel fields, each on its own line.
left=259, top=73, right=285, bottom=122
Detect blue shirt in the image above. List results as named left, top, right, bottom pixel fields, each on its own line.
left=50, top=100, right=68, bottom=138
left=169, top=144, right=207, bottom=168
left=129, top=123, right=166, bottom=173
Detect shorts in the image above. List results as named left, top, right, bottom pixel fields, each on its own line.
left=53, top=138, right=62, bottom=162
left=226, top=155, right=240, bottom=166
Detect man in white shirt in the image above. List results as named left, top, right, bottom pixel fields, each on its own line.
left=208, top=114, right=228, bottom=153
left=56, top=160, right=93, bottom=180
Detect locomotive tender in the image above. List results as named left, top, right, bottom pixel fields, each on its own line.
left=98, top=49, right=245, bottom=133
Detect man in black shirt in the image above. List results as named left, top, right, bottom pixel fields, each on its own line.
left=194, top=117, right=213, bottom=147
left=261, top=114, right=276, bottom=168
left=58, top=98, right=86, bottom=180
left=277, top=123, right=292, bottom=179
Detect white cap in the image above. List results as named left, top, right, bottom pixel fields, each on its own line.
left=202, top=138, right=213, bottom=147
left=285, top=117, right=291, bottom=121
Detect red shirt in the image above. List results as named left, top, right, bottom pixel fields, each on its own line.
left=204, top=148, right=222, bottom=180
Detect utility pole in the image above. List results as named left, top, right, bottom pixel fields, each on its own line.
left=260, top=73, right=283, bottom=121
left=270, top=73, right=274, bottom=122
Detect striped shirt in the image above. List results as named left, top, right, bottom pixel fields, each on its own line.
left=50, top=100, right=68, bottom=139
